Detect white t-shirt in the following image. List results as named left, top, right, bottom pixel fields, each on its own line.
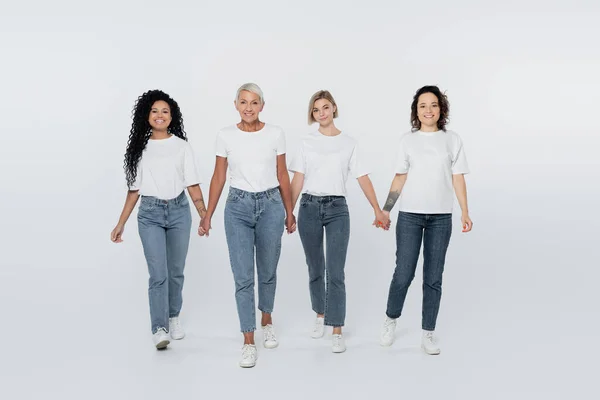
left=289, top=131, right=369, bottom=196
left=395, top=130, right=469, bottom=214
left=131, top=135, right=202, bottom=200
left=215, top=123, right=286, bottom=193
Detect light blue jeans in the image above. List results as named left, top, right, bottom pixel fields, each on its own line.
left=224, top=187, right=285, bottom=333
left=137, top=191, right=191, bottom=334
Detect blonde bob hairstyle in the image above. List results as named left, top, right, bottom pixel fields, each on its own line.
left=308, top=90, right=338, bottom=124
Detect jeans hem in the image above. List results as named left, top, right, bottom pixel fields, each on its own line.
left=240, top=327, right=256, bottom=333
left=385, top=313, right=400, bottom=319
left=324, top=322, right=345, bottom=327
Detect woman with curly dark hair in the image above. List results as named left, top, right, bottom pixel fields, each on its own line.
left=110, top=90, right=206, bottom=350
left=378, top=85, right=473, bottom=355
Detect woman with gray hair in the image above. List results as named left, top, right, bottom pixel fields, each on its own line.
left=200, top=83, right=296, bottom=368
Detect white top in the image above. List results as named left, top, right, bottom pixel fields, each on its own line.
left=395, top=130, right=469, bottom=214
left=215, top=123, right=286, bottom=192
left=289, top=130, right=369, bottom=196
left=131, top=135, right=202, bottom=200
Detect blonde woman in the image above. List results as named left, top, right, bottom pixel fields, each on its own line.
left=289, top=90, right=389, bottom=353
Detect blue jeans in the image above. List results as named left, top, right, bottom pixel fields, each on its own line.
left=298, top=194, right=350, bottom=327
left=137, top=191, right=191, bottom=334
left=386, top=211, right=452, bottom=331
left=224, top=187, right=285, bottom=333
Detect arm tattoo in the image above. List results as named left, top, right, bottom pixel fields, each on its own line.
left=382, top=191, right=400, bottom=212
left=194, top=198, right=207, bottom=213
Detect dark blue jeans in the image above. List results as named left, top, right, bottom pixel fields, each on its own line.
left=386, top=211, right=452, bottom=331
left=298, top=194, right=350, bottom=327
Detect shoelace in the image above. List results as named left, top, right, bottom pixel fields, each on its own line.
left=170, top=318, right=181, bottom=331
left=242, top=345, right=256, bottom=360
left=313, top=319, right=324, bottom=333
left=383, top=319, right=396, bottom=335
left=264, top=326, right=276, bottom=342
left=156, top=327, right=168, bottom=335
left=332, top=335, right=343, bottom=346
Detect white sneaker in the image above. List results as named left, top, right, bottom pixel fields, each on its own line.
left=332, top=334, right=346, bottom=353
left=262, top=324, right=279, bottom=349
left=311, top=317, right=325, bottom=339
left=421, top=331, right=440, bottom=355
left=380, top=317, right=397, bottom=346
left=153, top=327, right=170, bottom=350
left=239, top=344, right=258, bottom=368
left=169, top=317, right=185, bottom=340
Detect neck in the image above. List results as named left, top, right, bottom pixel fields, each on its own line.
left=318, top=123, right=341, bottom=136
left=151, top=129, right=171, bottom=139
left=238, top=120, right=264, bottom=132
left=420, top=125, right=439, bottom=132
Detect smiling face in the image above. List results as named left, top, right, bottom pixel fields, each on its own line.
left=235, top=90, right=263, bottom=124
left=416, top=92, right=440, bottom=131
left=312, top=98, right=336, bottom=126
left=148, top=100, right=172, bottom=132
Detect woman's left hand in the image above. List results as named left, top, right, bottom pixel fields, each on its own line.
left=374, top=210, right=391, bottom=230
left=461, top=213, right=473, bottom=232
left=286, top=214, right=297, bottom=234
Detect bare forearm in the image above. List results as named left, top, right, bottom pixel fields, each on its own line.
left=205, top=175, right=225, bottom=218
left=187, top=184, right=207, bottom=217
left=382, top=174, right=407, bottom=212
left=290, top=172, right=304, bottom=210
left=357, top=175, right=382, bottom=212
left=117, top=191, right=140, bottom=225
left=278, top=172, right=294, bottom=215
left=452, top=174, right=469, bottom=214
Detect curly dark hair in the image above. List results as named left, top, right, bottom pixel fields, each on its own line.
left=410, top=85, right=450, bottom=132
left=124, top=90, right=187, bottom=188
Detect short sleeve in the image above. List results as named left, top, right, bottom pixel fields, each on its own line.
left=276, top=128, right=286, bottom=155
left=288, top=143, right=305, bottom=174
left=349, top=144, right=370, bottom=179
left=183, top=144, right=202, bottom=186
left=394, top=136, right=410, bottom=174
left=451, top=135, right=470, bottom=174
left=215, top=131, right=227, bottom=157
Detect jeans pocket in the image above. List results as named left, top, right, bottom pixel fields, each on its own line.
left=227, top=191, right=241, bottom=203
left=268, top=190, right=282, bottom=204
left=331, top=198, right=347, bottom=208
left=139, top=198, right=155, bottom=212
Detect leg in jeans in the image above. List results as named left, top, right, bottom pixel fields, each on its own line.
left=422, top=214, right=452, bottom=331
left=224, top=190, right=257, bottom=333
left=166, top=197, right=192, bottom=318
left=298, top=198, right=326, bottom=315
left=255, top=190, right=285, bottom=317
left=323, top=199, right=350, bottom=327
left=386, top=212, right=424, bottom=319
left=138, top=202, right=169, bottom=333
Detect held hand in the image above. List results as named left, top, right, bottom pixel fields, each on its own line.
left=198, top=216, right=212, bottom=237
left=286, top=214, right=297, bottom=234
left=373, top=210, right=391, bottom=230
left=111, top=224, right=125, bottom=243
left=461, top=213, right=473, bottom=233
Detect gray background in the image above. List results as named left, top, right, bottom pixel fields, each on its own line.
left=1, top=0, right=598, bottom=398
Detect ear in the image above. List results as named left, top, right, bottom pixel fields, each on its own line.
left=233, top=100, right=237, bottom=108
left=260, top=102, right=265, bottom=112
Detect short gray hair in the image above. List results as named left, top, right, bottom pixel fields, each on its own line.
left=235, top=83, right=264, bottom=105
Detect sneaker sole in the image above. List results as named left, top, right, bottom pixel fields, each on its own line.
left=155, top=339, right=170, bottom=350
left=332, top=347, right=346, bottom=353
left=311, top=332, right=325, bottom=339
left=421, top=345, right=440, bottom=355
left=170, top=333, right=185, bottom=340
left=239, top=362, right=256, bottom=368
left=264, top=342, right=279, bottom=349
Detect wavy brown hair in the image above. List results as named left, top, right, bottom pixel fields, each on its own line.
left=410, top=85, right=449, bottom=132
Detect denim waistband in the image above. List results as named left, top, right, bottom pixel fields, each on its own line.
left=141, top=191, right=187, bottom=206
left=301, top=193, right=345, bottom=202
left=229, top=186, right=280, bottom=198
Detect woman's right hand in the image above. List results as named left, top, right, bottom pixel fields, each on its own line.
left=198, top=216, right=212, bottom=237
left=374, top=210, right=391, bottom=230
left=111, top=224, right=125, bottom=243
